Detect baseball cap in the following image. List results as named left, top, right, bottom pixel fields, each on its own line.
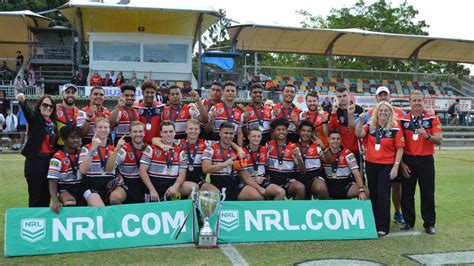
left=62, top=84, right=77, bottom=92
left=376, top=86, right=390, bottom=95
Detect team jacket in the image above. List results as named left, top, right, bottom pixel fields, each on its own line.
left=79, top=144, right=116, bottom=178
left=47, top=149, right=82, bottom=184
left=399, top=112, right=442, bottom=156
left=140, top=144, right=187, bottom=180
left=115, top=142, right=149, bottom=179
left=161, top=104, right=199, bottom=139
left=363, top=123, right=405, bottom=164
left=321, top=148, right=358, bottom=179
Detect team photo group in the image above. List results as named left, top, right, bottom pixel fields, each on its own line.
left=17, top=79, right=442, bottom=237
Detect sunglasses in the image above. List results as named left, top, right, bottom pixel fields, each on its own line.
left=41, top=103, right=54, bottom=109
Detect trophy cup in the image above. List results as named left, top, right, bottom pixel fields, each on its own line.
left=192, top=188, right=226, bottom=248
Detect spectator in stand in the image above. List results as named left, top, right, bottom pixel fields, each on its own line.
left=17, top=108, right=27, bottom=147
left=16, top=50, right=24, bottom=74
left=0, top=90, right=9, bottom=115
left=5, top=107, right=19, bottom=150
left=71, top=70, right=86, bottom=86
left=128, top=72, right=140, bottom=87
left=110, top=71, right=117, bottom=84
left=0, top=112, right=4, bottom=148
left=1, top=61, right=15, bottom=80
left=449, top=99, right=460, bottom=126
left=90, top=71, right=102, bottom=86
left=102, top=73, right=113, bottom=87
left=115, top=72, right=125, bottom=87
left=321, top=96, right=332, bottom=113
left=14, top=75, right=27, bottom=94
left=27, top=66, right=36, bottom=86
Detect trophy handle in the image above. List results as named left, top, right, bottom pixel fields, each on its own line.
left=191, top=187, right=198, bottom=202
left=220, top=188, right=227, bottom=202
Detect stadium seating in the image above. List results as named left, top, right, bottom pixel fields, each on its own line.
left=264, top=75, right=455, bottom=96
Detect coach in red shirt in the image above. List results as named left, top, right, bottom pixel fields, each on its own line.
left=399, top=90, right=442, bottom=235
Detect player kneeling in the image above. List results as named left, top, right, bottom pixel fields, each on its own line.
left=48, top=125, right=83, bottom=213
left=296, top=120, right=333, bottom=199
left=313, top=130, right=369, bottom=200
left=139, top=121, right=187, bottom=202
left=79, top=117, right=127, bottom=206
left=243, top=126, right=285, bottom=200
left=106, top=121, right=148, bottom=203
left=201, top=122, right=263, bottom=201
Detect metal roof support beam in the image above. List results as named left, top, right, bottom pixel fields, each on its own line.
left=328, top=48, right=333, bottom=78
left=76, top=8, right=84, bottom=75
left=196, top=13, right=203, bottom=89
left=230, top=25, right=245, bottom=53
left=413, top=51, right=419, bottom=82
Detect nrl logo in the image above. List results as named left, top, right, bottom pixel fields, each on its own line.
left=220, top=210, right=239, bottom=232
left=21, top=218, right=46, bottom=243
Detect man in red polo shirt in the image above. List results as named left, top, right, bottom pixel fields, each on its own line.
left=399, top=90, right=442, bottom=235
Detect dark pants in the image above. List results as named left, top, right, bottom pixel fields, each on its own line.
left=24, top=156, right=51, bottom=207
left=401, top=155, right=436, bottom=229
left=366, top=161, right=392, bottom=233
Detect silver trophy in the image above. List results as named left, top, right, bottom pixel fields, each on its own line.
left=192, top=188, right=226, bottom=248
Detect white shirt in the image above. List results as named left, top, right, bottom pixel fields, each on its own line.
left=5, top=114, right=17, bottom=132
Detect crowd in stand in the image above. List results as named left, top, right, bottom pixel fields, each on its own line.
left=12, top=79, right=443, bottom=237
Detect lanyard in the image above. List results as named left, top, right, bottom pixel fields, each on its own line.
left=410, top=112, right=425, bottom=133
left=207, top=100, right=214, bottom=112
left=222, top=102, right=235, bottom=122
left=247, top=145, right=261, bottom=173
left=45, top=120, right=55, bottom=151
left=131, top=143, right=144, bottom=167
left=97, top=146, right=108, bottom=172
left=252, top=104, right=265, bottom=126
left=306, top=111, right=320, bottom=127
left=331, top=148, right=342, bottom=175
left=299, top=143, right=310, bottom=162
left=186, top=141, right=199, bottom=167
left=169, top=105, right=182, bottom=123
left=281, top=104, right=293, bottom=119
left=165, top=148, right=175, bottom=169
left=62, top=105, right=75, bottom=126
left=375, top=125, right=385, bottom=145
left=144, top=106, right=155, bottom=125
left=124, top=108, right=136, bottom=125
left=64, top=148, right=79, bottom=177
left=218, top=143, right=233, bottom=175
left=275, top=141, right=287, bottom=165
left=94, top=107, right=106, bottom=119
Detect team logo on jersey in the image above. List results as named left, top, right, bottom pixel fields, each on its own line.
left=218, top=108, right=224, bottom=114
left=21, top=219, right=45, bottom=243
left=347, top=152, right=356, bottom=163
left=155, top=150, right=162, bottom=157
left=437, top=124, right=442, bottom=129
left=49, top=160, right=59, bottom=167
left=404, top=122, right=410, bottom=128
left=385, top=131, right=392, bottom=138
left=63, top=157, right=70, bottom=165
left=220, top=210, right=239, bottom=232
left=268, top=145, right=274, bottom=152
left=340, top=116, right=346, bottom=123
left=129, top=152, right=135, bottom=160
left=57, top=110, right=64, bottom=117
left=422, top=121, right=430, bottom=128
left=400, top=136, right=405, bottom=142
left=249, top=111, right=254, bottom=116
left=165, top=110, right=170, bottom=117
left=215, top=149, right=220, bottom=156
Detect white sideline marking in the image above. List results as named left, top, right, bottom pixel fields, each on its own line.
left=297, top=259, right=381, bottom=266
left=407, top=251, right=474, bottom=264
left=220, top=243, right=249, bottom=266
left=385, top=231, right=422, bottom=237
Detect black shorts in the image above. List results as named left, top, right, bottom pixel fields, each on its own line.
left=17, top=125, right=27, bottom=132
left=83, top=176, right=114, bottom=202
left=212, top=181, right=245, bottom=201
left=186, top=168, right=204, bottom=185
left=324, top=178, right=354, bottom=199
left=149, top=177, right=175, bottom=201
left=58, top=183, right=84, bottom=204
left=124, top=178, right=146, bottom=203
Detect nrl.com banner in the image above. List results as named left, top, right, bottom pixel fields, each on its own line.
left=215, top=200, right=377, bottom=242
left=4, top=200, right=196, bottom=257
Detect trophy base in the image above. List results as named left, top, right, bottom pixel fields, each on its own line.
left=196, top=235, right=218, bottom=248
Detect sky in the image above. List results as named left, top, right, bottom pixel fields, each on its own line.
left=207, top=0, right=474, bottom=71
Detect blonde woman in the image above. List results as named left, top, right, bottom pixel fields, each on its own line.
left=356, top=101, right=405, bottom=237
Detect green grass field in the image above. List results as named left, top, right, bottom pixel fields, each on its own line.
left=1, top=150, right=473, bottom=265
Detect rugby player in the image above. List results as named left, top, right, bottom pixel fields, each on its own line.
left=48, top=125, right=83, bottom=213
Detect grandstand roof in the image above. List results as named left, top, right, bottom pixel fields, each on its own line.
left=58, top=1, right=221, bottom=43
left=0, top=10, right=51, bottom=61
left=228, top=24, right=474, bottom=64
